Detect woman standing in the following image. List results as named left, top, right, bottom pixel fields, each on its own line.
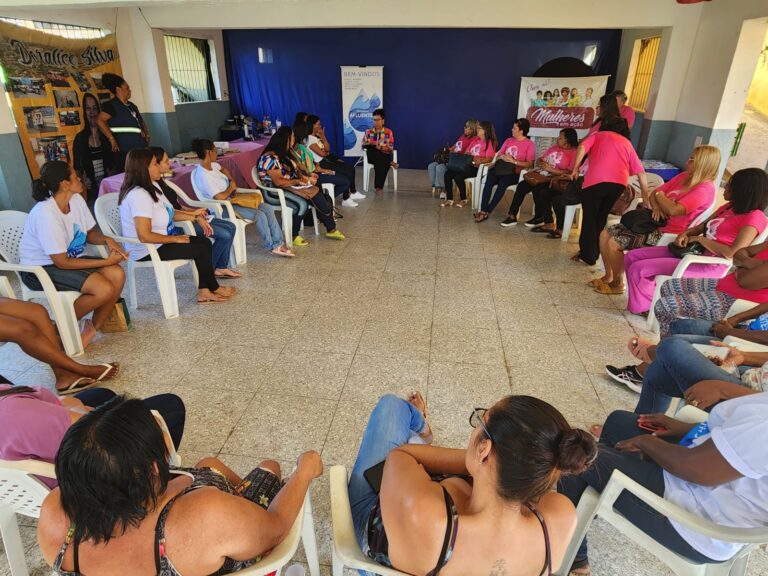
left=19, top=161, right=127, bottom=353
left=428, top=119, right=478, bottom=200
left=72, top=93, right=114, bottom=203
left=97, top=73, right=149, bottom=172
left=118, top=149, right=235, bottom=304
left=570, top=117, right=649, bottom=265
left=442, top=120, right=497, bottom=208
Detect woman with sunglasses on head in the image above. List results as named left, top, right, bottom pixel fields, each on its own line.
left=349, top=393, right=597, bottom=575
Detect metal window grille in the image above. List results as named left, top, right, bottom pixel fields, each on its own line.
left=0, top=17, right=109, bottom=38
left=164, top=35, right=216, bottom=104
left=628, top=36, right=661, bottom=113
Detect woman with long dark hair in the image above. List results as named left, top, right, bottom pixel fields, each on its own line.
left=19, top=161, right=127, bottom=354
left=72, top=93, right=114, bottom=203
left=117, top=149, right=235, bottom=304
left=306, top=114, right=363, bottom=202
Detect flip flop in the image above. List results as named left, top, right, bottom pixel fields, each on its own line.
left=94, top=362, right=120, bottom=382
left=588, top=278, right=608, bottom=287
left=407, top=391, right=433, bottom=444
left=271, top=247, right=295, bottom=258
left=594, top=283, right=625, bottom=295
left=197, top=294, right=229, bottom=304
left=57, top=377, right=97, bottom=396
left=215, top=270, right=243, bottom=279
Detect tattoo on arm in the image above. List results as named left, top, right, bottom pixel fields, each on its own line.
left=489, top=559, right=509, bottom=576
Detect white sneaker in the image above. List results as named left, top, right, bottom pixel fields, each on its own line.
left=439, top=191, right=447, bottom=200
left=342, top=199, right=359, bottom=207
left=349, top=192, right=366, bottom=200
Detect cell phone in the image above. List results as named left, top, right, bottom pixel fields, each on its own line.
left=363, top=460, right=386, bottom=494
left=638, top=421, right=667, bottom=433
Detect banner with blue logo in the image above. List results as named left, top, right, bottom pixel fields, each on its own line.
left=340, top=66, right=383, bottom=157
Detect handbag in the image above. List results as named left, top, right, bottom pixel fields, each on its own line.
left=523, top=170, right=552, bottom=187
left=229, top=192, right=263, bottom=210
left=620, top=207, right=667, bottom=234
left=668, top=241, right=706, bottom=259
left=433, top=145, right=450, bottom=164
left=447, top=152, right=474, bottom=173
left=493, top=160, right=517, bottom=176
left=610, top=185, right=636, bottom=216
left=550, top=176, right=571, bottom=193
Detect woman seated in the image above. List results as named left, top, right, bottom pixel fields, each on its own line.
left=560, top=393, right=768, bottom=576
left=429, top=119, right=478, bottom=200
left=349, top=392, right=596, bottom=575
left=441, top=120, right=497, bottom=208
left=292, top=121, right=350, bottom=207
left=592, top=145, right=722, bottom=297
left=118, top=149, right=236, bottom=304
left=0, top=298, right=118, bottom=395
left=0, top=385, right=184, bottom=488
left=257, top=126, right=344, bottom=246
left=190, top=138, right=293, bottom=258
left=38, top=397, right=322, bottom=575
left=150, top=147, right=244, bottom=274
left=362, top=108, right=396, bottom=194
left=474, top=118, right=535, bottom=222
left=19, top=161, right=127, bottom=350
left=306, top=114, right=363, bottom=202
left=498, top=127, right=578, bottom=227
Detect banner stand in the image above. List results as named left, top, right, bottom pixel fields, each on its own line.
left=340, top=66, right=383, bottom=158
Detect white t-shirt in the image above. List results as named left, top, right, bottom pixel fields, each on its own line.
left=191, top=162, right=230, bottom=201
left=664, top=392, right=768, bottom=560
left=119, top=186, right=175, bottom=261
left=19, top=194, right=96, bottom=266
left=306, top=135, right=325, bottom=164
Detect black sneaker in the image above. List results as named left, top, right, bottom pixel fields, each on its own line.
left=500, top=216, right=518, bottom=227
left=524, top=217, right=544, bottom=228
left=605, top=365, right=643, bottom=393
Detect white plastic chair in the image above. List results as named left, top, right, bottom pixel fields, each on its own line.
left=0, top=211, right=85, bottom=357
left=363, top=150, right=398, bottom=192
left=646, top=226, right=768, bottom=332
left=94, top=194, right=198, bottom=320
left=656, top=196, right=720, bottom=247
left=561, top=204, right=583, bottom=243
left=554, top=469, right=768, bottom=576
left=0, top=459, right=55, bottom=576
left=236, top=492, right=320, bottom=576
left=329, top=465, right=410, bottom=576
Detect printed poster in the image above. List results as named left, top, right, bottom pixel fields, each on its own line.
left=340, top=66, right=383, bottom=156
left=0, top=20, right=123, bottom=179
left=517, top=76, right=610, bottom=137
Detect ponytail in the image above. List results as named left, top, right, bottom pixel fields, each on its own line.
left=32, top=161, right=72, bottom=201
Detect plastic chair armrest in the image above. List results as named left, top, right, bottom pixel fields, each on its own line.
left=722, top=335, right=768, bottom=352
left=671, top=255, right=732, bottom=278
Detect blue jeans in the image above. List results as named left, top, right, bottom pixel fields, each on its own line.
left=669, top=319, right=717, bottom=337
left=428, top=162, right=448, bottom=188
left=193, top=218, right=236, bottom=270
left=229, top=204, right=284, bottom=250
left=349, top=395, right=427, bottom=549
left=636, top=336, right=743, bottom=414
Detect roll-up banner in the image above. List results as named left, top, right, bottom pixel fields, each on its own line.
left=340, top=65, right=383, bottom=157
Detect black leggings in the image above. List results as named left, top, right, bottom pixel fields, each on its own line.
left=508, top=180, right=550, bottom=217
left=365, top=147, right=393, bottom=190
left=320, top=157, right=357, bottom=193
left=307, top=191, right=336, bottom=233
left=579, top=181, right=626, bottom=264
left=140, top=236, right=219, bottom=292
left=444, top=168, right=477, bottom=201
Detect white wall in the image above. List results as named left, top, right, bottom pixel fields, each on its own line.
left=161, top=27, right=229, bottom=100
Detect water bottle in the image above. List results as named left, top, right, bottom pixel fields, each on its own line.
left=276, top=116, right=282, bottom=128
left=243, top=117, right=251, bottom=139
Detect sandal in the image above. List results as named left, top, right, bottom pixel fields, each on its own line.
left=594, top=283, right=625, bottom=295
left=455, top=200, right=468, bottom=208
left=57, top=376, right=97, bottom=396
left=407, top=391, right=433, bottom=444
left=588, top=278, right=608, bottom=287
left=530, top=226, right=552, bottom=233
left=440, top=200, right=454, bottom=208
left=215, top=269, right=242, bottom=279
left=474, top=212, right=489, bottom=223
left=546, top=230, right=562, bottom=239
left=94, top=362, right=120, bottom=382
left=271, top=246, right=295, bottom=258
left=571, top=253, right=595, bottom=266
left=628, top=337, right=655, bottom=363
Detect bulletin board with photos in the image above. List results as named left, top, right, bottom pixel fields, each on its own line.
left=0, top=20, right=122, bottom=179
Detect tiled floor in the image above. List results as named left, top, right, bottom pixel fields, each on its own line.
left=2, top=169, right=766, bottom=575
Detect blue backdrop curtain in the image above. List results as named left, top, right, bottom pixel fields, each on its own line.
left=224, top=28, right=621, bottom=169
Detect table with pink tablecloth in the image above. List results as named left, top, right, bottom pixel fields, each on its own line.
left=98, top=137, right=268, bottom=198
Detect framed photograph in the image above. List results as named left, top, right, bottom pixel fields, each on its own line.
left=8, top=77, right=47, bottom=99
left=58, top=110, right=81, bottom=127
left=46, top=71, right=71, bottom=88
left=71, top=72, right=91, bottom=92
left=89, top=72, right=105, bottom=90
left=53, top=89, right=79, bottom=109
left=23, top=106, right=58, bottom=134
left=30, top=136, right=70, bottom=167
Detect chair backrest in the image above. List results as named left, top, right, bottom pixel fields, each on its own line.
left=250, top=165, right=282, bottom=194
left=0, top=459, right=55, bottom=519
left=0, top=210, right=29, bottom=265
left=753, top=223, right=768, bottom=245
left=689, top=195, right=718, bottom=228
left=165, top=180, right=197, bottom=207
left=94, top=193, right=123, bottom=237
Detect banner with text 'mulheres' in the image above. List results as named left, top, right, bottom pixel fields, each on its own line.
left=341, top=66, right=383, bottom=157
left=0, top=21, right=123, bottom=178
left=518, top=76, right=609, bottom=137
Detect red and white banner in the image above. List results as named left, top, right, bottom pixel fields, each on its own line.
left=517, top=76, right=609, bottom=137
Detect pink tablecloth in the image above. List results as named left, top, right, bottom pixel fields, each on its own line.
left=98, top=137, right=268, bottom=198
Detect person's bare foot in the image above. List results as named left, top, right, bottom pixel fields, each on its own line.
left=375, top=188, right=384, bottom=194
left=55, top=369, right=93, bottom=391
left=407, top=391, right=433, bottom=444
left=214, top=268, right=242, bottom=278
left=589, top=424, right=603, bottom=439
left=215, top=286, right=238, bottom=298
left=197, top=289, right=228, bottom=303
left=80, top=319, right=97, bottom=348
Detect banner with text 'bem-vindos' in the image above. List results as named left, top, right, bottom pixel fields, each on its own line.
left=0, top=21, right=122, bottom=178
left=518, top=76, right=609, bottom=137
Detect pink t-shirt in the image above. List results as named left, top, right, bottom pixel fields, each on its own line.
left=498, top=137, right=535, bottom=162
left=539, top=145, right=577, bottom=171
left=658, top=173, right=716, bottom=234
left=621, top=105, right=636, bottom=129
left=705, top=205, right=768, bottom=247
left=465, top=137, right=495, bottom=158
left=580, top=131, right=644, bottom=189
left=0, top=385, right=69, bottom=488
left=718, top=250, right=768, bottom=303
left=452, top=135, right=473, bottom=153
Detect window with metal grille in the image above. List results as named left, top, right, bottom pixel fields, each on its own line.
left=0, top=17, right=109, bottom=39
left=164, top=35, right=217, bottom=104
left=628, top=36, right=661, bottom=113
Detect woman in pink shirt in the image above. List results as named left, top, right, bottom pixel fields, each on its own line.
left=474, top=118, right=535, bottom=221
left=441, top=120, right=497, bottom=208
left=613, top=90, right=636, bottom=129
left=586, top=94, right=621, bottom=136
left=625, top=168, right=768, bottom=315
left=569, top=117, right=649, bottom=265
left=428, top=119, right=478, bottom=200
left=593, top=145, right=721, bottom=296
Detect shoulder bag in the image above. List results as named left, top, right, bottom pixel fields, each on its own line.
left=447, top=152, right=474, bottom=173
left=493, top=160, right=517, bottom=176
left=620, top=207, right=667, bottom=234
left=668, top=241, right=706, bottom=259
left=523, top=170, right=552, bottom=187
